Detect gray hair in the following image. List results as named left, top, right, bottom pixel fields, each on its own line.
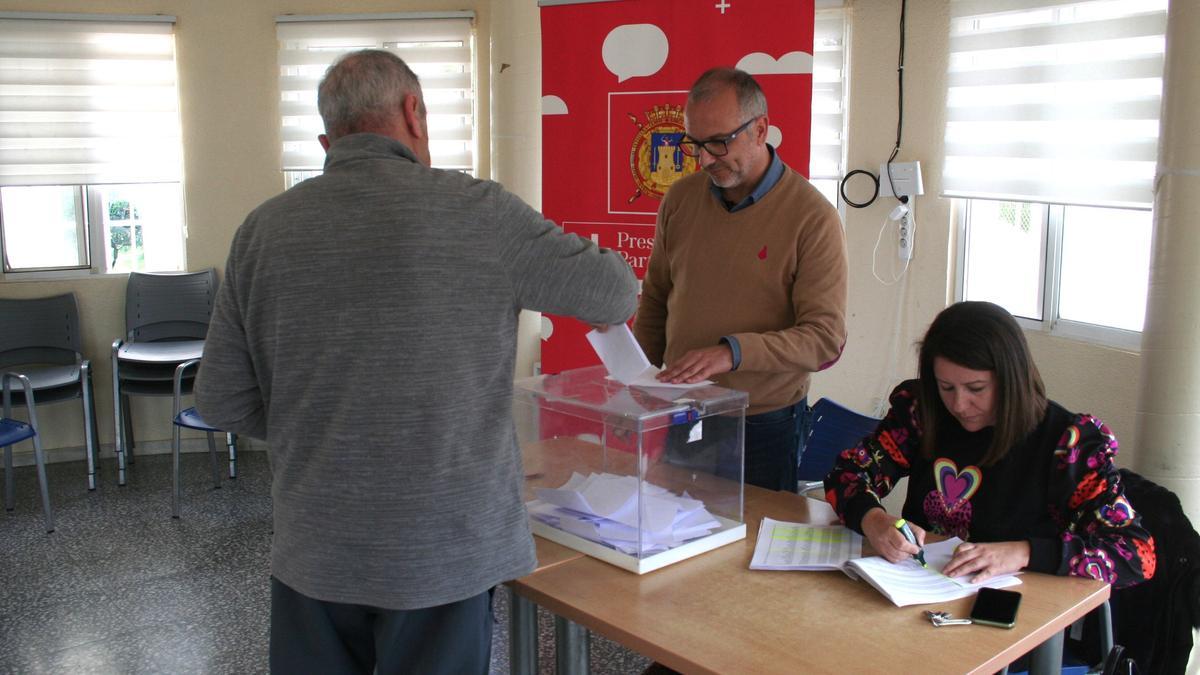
left=687, top=67, right=768, bottom=120
left=317, top=49, right=423, bottom=140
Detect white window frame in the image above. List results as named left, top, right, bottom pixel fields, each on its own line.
left=1, top=183, right=187, bottom=280
left=276, top=12, right=478, bottom=190
left=0, top=13, right=186, bottom=281
left=954, top=198, right=1144, bottom=350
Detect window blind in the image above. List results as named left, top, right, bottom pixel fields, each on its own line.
left=276, top=16, right=475, bottom=173
left=810, top=7, right=848, bottom=185
left=942, top=0, right=1167, bottom=209
left=0, top=16, right=181, bottom=186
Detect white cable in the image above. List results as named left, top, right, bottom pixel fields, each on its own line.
left=871, top=211, right=910, bottom=285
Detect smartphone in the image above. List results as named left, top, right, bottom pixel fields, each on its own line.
left=969, top=587, right=1022, bottom=628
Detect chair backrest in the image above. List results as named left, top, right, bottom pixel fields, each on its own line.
left=798, top=398, right=881, bottom=482
left=0, top=293, right=82, bottom=369
left=125, top=269, right=218, bottom=342
left=1109, top=469, right=1200, bottom=674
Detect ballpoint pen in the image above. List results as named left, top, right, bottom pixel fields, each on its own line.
left=895, top=518, right=928, bottom=567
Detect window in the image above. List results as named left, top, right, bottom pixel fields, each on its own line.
left=810, top=3, right=849, bottom=207
left=945, top=0, right=1166, bottom=346
left=957, top=200, right=1150, bottom=346
left=276, top=14, right=477, bottom=189
left=0, top=15, right=186, bottom=276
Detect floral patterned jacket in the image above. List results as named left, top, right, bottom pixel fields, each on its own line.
left=824, top=380, right=1155, bottom=589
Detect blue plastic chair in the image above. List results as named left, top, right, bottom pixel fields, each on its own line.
left=1, top=372, right=54, bottom=532
left=798, top=398, right=881, bottom=493
left=170, top=359, right=235, bottom=518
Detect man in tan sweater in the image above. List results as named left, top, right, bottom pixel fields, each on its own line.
left=633, top=67, right=848, bottom=492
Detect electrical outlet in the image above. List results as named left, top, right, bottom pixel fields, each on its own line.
left=897, top=208, right=915, bottom=260
left=878, top=161, right=924, bottom=199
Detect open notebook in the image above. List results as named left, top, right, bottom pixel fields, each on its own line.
left=750, top=519, right=1021, bottom=607
left=844, top=537, right=1022, bottom=607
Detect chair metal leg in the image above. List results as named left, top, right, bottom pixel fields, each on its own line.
left=227, top=433, right=237, bottom=479
left=206, top=431, right=221, bottom=489
left=3, top=443, right=13, bottom=511
left=31, top=432, right=54, bottom=533
left=82, top=363, right=97, bottom=491
left=123, top=394, right=135, bottom=464
left=172, top=422, right=182, bottom=518
left=112, top=345, right=127, bottom=486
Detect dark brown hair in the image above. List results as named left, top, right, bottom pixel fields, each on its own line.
left=917, top=301, right=1047, bottom=466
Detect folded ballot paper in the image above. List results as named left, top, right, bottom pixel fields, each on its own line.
left=528, top=472, right=721, bottom=555
left=586, top=325, right=710, bottom=389
left=750, top=518, right=1021, bottom=607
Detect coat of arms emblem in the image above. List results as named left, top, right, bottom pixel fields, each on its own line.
left=625, top=104, right=698, bottom=204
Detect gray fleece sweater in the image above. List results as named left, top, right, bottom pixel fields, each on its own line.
left=195, top=133, right=637, bottom=609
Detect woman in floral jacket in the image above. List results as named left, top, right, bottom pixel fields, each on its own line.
left=824, top=301, right=1154, bottom=588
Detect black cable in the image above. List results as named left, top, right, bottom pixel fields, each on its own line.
left=885, top=0, right=909, bottom=204
left=840, top=169, right=879, bottom=209
left=839, top=0, right=909, bottom=209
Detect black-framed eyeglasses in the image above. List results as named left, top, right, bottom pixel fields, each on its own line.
left=676, top=117, right=758, bottom=158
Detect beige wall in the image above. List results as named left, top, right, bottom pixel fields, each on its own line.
left=3, top=0, right=1148, bottom=471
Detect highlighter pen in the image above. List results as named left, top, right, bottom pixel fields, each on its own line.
left=895, top=518, right=928, bottom=567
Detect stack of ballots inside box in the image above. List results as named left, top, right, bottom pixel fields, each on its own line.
left=527, top=472, right=721, bottom=555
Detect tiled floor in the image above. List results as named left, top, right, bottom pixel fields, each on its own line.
left=0, top=451, right=650, bottom=674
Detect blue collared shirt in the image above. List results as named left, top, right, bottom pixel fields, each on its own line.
left=709, top=144, right=785, bottom=213
left=714, top=145, right=785, bottom=370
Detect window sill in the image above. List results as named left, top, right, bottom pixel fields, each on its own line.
left=1015, top=316, right=1142, bottom=352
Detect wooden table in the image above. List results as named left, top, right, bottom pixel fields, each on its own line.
left=509, top=488, right=1110, bottom=675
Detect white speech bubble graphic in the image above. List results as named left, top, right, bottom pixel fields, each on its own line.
left=542, top=95, right=568, bottom=116
left=735, top=51, right=813, bottom=75
left=767, top=125, right=783, bottom=148
left=602, top=24, right=669, bottom=83
left=540, top=315, right=554, bottom=341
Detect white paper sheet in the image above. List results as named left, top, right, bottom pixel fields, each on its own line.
left=749, top=518, right=863, bottom=570
left=586, top=324, right=651, bottom=385
left=528, top=472, right=722, bottom=553
left=586, top=325, right=711, bottom=389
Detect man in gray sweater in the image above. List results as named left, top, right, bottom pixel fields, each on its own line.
left=195, top=49, right=637, bottom=674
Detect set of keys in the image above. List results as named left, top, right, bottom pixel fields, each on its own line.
left=925, top=610, right=973, bottom=627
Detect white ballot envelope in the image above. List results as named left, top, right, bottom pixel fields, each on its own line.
left=586, top=325, right=711, bottom=389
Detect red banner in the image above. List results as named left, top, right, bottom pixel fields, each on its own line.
left=541, top=0, right=815, bottom=373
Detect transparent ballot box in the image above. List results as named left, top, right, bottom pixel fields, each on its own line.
left=513, top=365, right=748, bottom=574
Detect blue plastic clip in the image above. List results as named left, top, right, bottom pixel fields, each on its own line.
left=670, top=409, right=698, bottom=426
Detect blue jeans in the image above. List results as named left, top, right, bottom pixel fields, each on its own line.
left=744, top=399, right=811, bottom=492
left=667, top=399, right=810, bottom=493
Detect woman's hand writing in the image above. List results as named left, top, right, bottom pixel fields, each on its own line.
left=861, top=507, right=925, bottom=564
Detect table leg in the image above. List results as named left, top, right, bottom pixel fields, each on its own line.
left=1029, top=629, right=1064, bottom=675
left=554, top=614, right=590, bottom=675
left=508, top=586, right=538, bottom=675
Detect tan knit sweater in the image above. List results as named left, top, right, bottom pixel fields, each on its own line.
left=633, top=167, right=848, bottom=415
